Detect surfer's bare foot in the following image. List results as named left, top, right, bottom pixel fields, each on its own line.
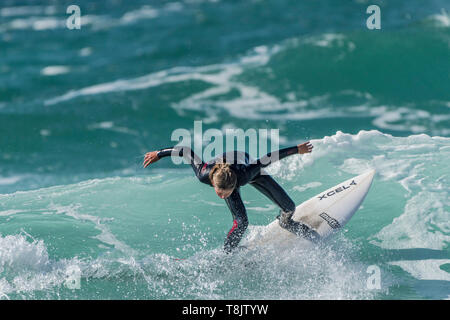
left=297, top=141, right=313, bottom=154
left=143, top=151, right=160, bottom=168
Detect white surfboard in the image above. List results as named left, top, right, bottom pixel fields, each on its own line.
left=244, top=169, right=376, bottom=247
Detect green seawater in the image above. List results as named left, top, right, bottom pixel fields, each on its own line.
left=0, top=0, right=449, bottom=299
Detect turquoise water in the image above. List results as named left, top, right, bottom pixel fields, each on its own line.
left=0, top=0, right=449, bottom=300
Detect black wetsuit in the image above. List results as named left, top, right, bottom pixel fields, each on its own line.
left=156, top=146, right=317, bottom=252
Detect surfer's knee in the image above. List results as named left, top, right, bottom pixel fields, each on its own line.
left=275, top=190, right=295, bottom=212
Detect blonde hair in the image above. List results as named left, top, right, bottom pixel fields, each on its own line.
left=209, top=163, right=237, bottom=190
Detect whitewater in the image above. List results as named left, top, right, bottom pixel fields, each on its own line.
left=1, top=130, right=448, bottom=299
left=0, top=0, right=449, bottom=300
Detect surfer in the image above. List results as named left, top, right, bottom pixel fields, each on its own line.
left=143, top=142, right=319, bottom=252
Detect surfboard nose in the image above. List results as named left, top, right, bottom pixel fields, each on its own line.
left=361, top=169, right=376, bottom=180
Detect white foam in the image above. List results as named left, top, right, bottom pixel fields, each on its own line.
left=88, top=121, right=139, bottom=136
left=120, top=5, right=159, bottom=24
left=44, top=45, right=277, bottom=107
left=233, top=227, right=378, bottom=299
left=389, top=259, right=450, bottom=281
left=247, top=130, right=449, bottom=253
left=43, top=40, right=336, bottom=123
left=89, top=121, right=114, bottom=129
left=426, top=9, right=450, bottom=28
left=304, top=33, right=346, bottom=48
left=0, top=278, right=12, bottom=300
left=40, top=66, right=70, bottom=76
left=2, top=133, right=447, bottom=298
left=40, top=34, right=448, bottom=133
left=164, top=2, right=184, bottom=12
left=0, top=176, right=22, bottom=185
left=47, top=203, right=137, bottom=256
left=298, top=130, right=450, bottom=251
left=6, top=17, right=64, bottom=31
left=0, top=4, right=165, bottom=33
left=0, top=234, right=50, bottom=273
left=293, top=182, right=322, bottom=192
left=246, top=204, right=277, bottom=212
left=0, top=233, right=93, bottom=296
left=0, top=6, right=56, bottom=17
left=39, top=129, right=51, bottom=136
left=79, top=47, right=92, bottom=57
left=0, top=209, right=25, bottom=216
left=372, top=192, right=450, bottom=250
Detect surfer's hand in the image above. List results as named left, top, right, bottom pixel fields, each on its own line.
left=297, top=141, right=313, bottom=154
left=143, top=151, right=160, bottom=168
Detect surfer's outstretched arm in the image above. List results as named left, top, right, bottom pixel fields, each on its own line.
left=247, top=141, right=313, bottom=176
left=258, top=141, right=313, bottom=168
left=143, top=146, right=204, bottom=175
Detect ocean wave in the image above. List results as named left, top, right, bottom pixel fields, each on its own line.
left=42, top=29, right=450, bottom=136
left=0, top=175, right=23, bottom=186
left=0, top=5, right=57, bottom=17
left=424, top=9, right=450, bottom=28
left=0, top=231, right=376, bottom=299
left=2, top=16, right=64, bottom=31
left=262, top=130, right=450, bottom=252
left=0, top=233, right=66, bottom=299
left=1, top=130, right=448, bottom=298
left=267, top=130, right=449, bottom=292
left=0, top=3, right=182, bottom=33
left=44, top=44, right=277, bottom=106
left=0, top=232, right=139, bottom=299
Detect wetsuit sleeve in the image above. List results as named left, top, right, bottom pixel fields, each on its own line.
left=223, top=188, right=248, bottom=253
left=246, top=146, right=298, bottom=178
left=156, top=146, right=204, bottom=177
left=257, top=146, right=298, bottom=168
